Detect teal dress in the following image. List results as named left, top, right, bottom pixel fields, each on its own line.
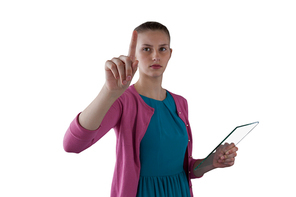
left=136, top=91, right=191, bottom=197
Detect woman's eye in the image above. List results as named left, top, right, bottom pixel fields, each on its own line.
left=143, top=48, right=151, bottom=52
left=160, top=47, right=167, bottom=51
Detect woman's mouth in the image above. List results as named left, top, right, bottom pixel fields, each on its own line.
left=150, top=64, right=162, bottom=69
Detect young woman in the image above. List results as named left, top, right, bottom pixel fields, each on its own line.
left=63, top=21, right=238, bottom=197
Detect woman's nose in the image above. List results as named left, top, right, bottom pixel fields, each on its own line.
left=152, top=51, right=160, bottom=61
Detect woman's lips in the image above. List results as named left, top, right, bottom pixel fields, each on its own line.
left=150, top=64, right=162, bottom=69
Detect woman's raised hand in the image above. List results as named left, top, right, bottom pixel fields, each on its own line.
left=104, top=31, right=139, bottom=93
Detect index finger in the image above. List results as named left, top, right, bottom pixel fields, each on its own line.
left=128, top=30, right=138, bottom=62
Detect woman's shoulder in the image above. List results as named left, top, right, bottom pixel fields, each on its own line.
left=114, top=85, right=154, bottom=114
left=119, top=85, right=139, bottom=100
left=167, top=90, right=188, bottom=103
left=117, top=85, right=151, bottom=106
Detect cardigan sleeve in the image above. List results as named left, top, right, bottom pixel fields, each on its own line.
left=63, top=99, right=122, bottom=153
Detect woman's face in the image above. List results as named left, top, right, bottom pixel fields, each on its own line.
left=135, top=30, right=172, bottom=79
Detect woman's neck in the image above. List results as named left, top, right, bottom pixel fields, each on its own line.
left=134, top=76, right=166, bottom=101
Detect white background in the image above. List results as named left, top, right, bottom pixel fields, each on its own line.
left=1, top=0, right=295, bottom=196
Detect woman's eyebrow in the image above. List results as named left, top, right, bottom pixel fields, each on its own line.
left=142, top=44, right=169, bottom=47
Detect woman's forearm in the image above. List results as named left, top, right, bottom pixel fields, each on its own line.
left=193, top=154, right=217, bottom=178
left=78, top=84, right=122, bottom=131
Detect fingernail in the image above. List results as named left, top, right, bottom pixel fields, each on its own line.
left=122, top=80, right=127, bottom=85
left=127, top=76, right=132, bottom=81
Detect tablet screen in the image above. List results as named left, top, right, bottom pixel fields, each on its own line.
left=194, top=121, right=259, bottom=171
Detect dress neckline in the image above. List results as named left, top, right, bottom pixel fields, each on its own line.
left=139, top=91, right=168, bottom=102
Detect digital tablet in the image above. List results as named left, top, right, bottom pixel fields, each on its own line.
left=194, top=121, right=259, bottom=171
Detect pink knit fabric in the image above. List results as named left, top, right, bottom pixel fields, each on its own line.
left=63, top=85, right=201, bottom=197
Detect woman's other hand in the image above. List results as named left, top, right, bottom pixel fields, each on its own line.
left=213, top=143, right=238, bottom=168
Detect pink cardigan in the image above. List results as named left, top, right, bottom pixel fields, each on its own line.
left=63, top=85, right=201, bottom=197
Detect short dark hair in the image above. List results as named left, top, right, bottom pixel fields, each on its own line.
left=134, top=21, right=170, bottom=42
